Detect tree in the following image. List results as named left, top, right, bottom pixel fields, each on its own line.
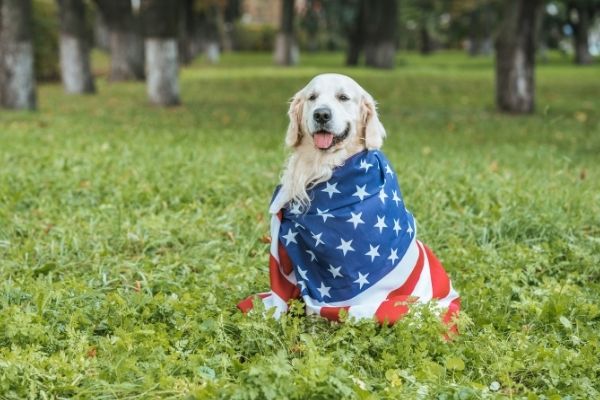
left=94, top=0, right=144, bottom=81
left=56, top=0, right=95, bottom=94
left=0, top=0, right=36, bottom=110
left=364, top=0, right=397, bottom=68
left=495, top=0, right=542, bottom=113
left=567, top=0, right=596, bottom=65
left=141, top=0, right=181, bottom=106
left=275, top=0, right=299, bottom=65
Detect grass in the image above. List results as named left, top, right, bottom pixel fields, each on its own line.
left=0, top=51, right=599, bottom=399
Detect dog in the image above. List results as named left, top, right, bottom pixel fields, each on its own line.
left=238, top=74, right=460, bottom=325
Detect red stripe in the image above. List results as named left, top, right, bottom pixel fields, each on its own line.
left=278, top=241, right=294, bottom=275
left=422, top=244, right=450, bottom=299
left=375, top=295, right=413, bottom=324
left=269, top=255, right=300, bottom=301
left=442, top=298, right=461, bottom=339
left=320, top=306, right=350, bottom=322
left=237, top=293, right=270, bottom=313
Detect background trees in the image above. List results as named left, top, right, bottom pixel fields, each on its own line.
left=1, top=0, right=598, bottom=112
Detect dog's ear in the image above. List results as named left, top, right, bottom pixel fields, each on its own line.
left=285, top=90, right=305, bottom=148
left=361, top=92, right=386, bottom=149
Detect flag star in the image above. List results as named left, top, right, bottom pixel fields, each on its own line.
left=297, top=267, right=308, bottom=280
left=282, top=228, right=298, bottom=245
left=297, top=280, right=307, bottom=291
left=305, top=249, right=317, bottom=262
left=346, top=211, right=365, bottom=229
left=392, top=190, right=402, bottom=206
left=374, top=215, right=388, bottom=233
left=328, top=264, right=343, bottom=278
left=407, top=222, right=414, bottom=237
left=352, top=185, right=369, bottom=201
left=365, top=244, right=380, bottom=262
left=388, top=248, right=399, bottom=264
left=311, top=232, right=325, bottom=247
left=337, top=238, right=355, bottom=256
left=379, top=188, right=388, bottom=204
left=294, top=222, right=305, bottom=230
left=317, top=282, right=331, bottom=299
left=393, top=219, right=402, bottom=236
left=354, top=272, right=370, bottom=289
left=385, top=164, right=394, bottom=176
left=316, top=208, right=334, bottom=222
left=359, top=159, right=373, bottom=172
left=321, top=181, right=341, bottom=198
left=289, top=202, right=302, bottom=215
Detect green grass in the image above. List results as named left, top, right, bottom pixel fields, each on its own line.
left=1, top=51, right=599, bottom=399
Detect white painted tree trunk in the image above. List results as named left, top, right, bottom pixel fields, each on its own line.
left=205, top=41, right=220, bottom=64
left=0, top=42, right=36, bottom=109
left=109, top=30, right=145, bottom=81
left=59, top=34, right=95, bottom=94
left=274, top=33, right=299, bottom=66
left=145, top=38, right=180, bottom=106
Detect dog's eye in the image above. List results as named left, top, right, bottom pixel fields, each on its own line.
left=308, top=93, right=317, bottom=101
left=338, top=94, right=350, bottom=102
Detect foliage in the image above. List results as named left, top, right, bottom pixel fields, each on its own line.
left=32, top=0, right=60, bottom=82
left=1, top=51, right=599, bottom=398
left=232, top=23, right=277, bottom=51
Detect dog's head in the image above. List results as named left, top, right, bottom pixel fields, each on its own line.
left=285, top=73, right=386, bottom=152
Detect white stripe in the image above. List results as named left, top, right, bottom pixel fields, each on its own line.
left=411, top=241, right=433, bottom=303
left=347, top=302, right=381, bottom=320
left=302, top=236, right=420, bottom=310
left=269, top=214, right=281, bottom=263
left=261, top=291, right=288, bottom=319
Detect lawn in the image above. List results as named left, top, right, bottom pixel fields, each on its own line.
left=0, top=51, right=599, bottom=399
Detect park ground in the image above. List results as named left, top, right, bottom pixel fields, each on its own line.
left=0, top=52, right=599, bottom=399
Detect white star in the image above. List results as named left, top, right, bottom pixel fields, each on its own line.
left=336, top=238, right=355, bottom=256
left=305, top=249, right=317, bottom=262
left=379, top=188, right=388, bottom=204
left=392, top=190, right=402, bottom=206
left=365, top=244, right=380, bottom=262
left=282, top=228, right=298, bottom=245
left=328, top=264, right=343, bottom=278
left=297, top=280, right=307, bottom=291
left=317, top=281, right=331, bottom=299
left=393, top=219, right=401, bottom=236
left=385, top=164, right=394, bottom=176
left=294, top=222, right=305, bottom=230
left=321, top=181, right=341, bottom=198
left=388, top=248, right=399, bottom=264
left=289, top=202, right=302, bottom=215
left=297, top=267, right=308, bottom=280
left=407, top=222, right=414, bottom=237
left=352, top=185, right=369, bottom=201
left=316, top=208, right=334, bottom=222
left=346, top=211, right=365, bottom=229
left=311, top=232, right=324, bottom=247
left=354, top=272, right=370, bottom=289
left=374, top=215, right=388, bottom=233
left=359, top=159, right=373, bottom=172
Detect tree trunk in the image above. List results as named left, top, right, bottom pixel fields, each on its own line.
left=0, top=0, right=36, bottom=110
left=419, top=26, right=433, bottom=55
left=94, top=0, right=145, bottom=81
left=568, top=2, right=593, bottom=65
left=57, top=0, right=95, bottom=94
left=346, top=0, right=365, bottom=66
left=177, top=0, right=194, bottom=65
left=495, top=0, right=542, bottom=114
left=274, top=0, right=298, bottom=66
left=363, top=0, right=397, bottom=69
left=142, top=0, right=180, bottom=106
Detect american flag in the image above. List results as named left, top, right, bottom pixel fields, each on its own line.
left=238, top=150, right=460, bottom=326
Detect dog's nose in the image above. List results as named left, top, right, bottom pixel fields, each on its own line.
left=313, top=107, right=332, bottom=124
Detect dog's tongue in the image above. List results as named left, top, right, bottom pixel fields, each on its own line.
left=314, top=132, right=334, bottom=149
